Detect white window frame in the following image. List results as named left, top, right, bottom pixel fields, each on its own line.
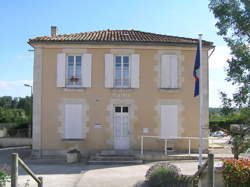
left=114, top=55, right=130, bottom=88
left=66, top=54, right=82, bottom=88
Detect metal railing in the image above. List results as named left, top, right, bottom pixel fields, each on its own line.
left=6, top=128, right=29, bottom=138
left=140, top=135, right=209, bottom=155
left=11, top=153, right=43, bottom=187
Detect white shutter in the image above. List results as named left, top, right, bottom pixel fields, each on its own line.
left=160, top=55, right=179, bottom=88
left=131, top=54, right=140, bottom=88
left=160, top=55, right=171, bottom=88
left=82, top=53, right=92, bottom=88
left=57, top=53, right=66, bottom=87
left=64, top=104, right=83, bottom=139
left=170, top=55, right=178, bottom=88
left=105, top=54, right=114, bottom=88
left=160, top=105, right=178, bottom=139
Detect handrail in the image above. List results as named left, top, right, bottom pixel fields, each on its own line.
left=141, top=135, right=209, bottom=155
left=11, top=153, right=43, bottom=187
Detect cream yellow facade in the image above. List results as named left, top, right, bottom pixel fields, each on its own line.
left=31, top=43, right=210, bottom=157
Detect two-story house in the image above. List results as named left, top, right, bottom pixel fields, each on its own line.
left=28, top=27, right=213, bottom=158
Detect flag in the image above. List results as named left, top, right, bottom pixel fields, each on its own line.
left=193, top=43, right=200, bottom=97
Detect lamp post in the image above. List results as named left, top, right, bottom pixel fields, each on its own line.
left=24, top=84, right=33, bottom=138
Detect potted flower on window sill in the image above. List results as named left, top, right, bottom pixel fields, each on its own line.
left=70, top=77, right=79, bottom=82
left=66, top=149, right=81, bottom=163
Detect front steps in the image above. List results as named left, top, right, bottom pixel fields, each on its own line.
left=88, top=150, right=143, bottom=165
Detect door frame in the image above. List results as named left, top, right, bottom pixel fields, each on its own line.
left=113, top=105, right=130, bottom=150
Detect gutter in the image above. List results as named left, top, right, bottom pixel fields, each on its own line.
left=28, top=40, right=214, bottom=48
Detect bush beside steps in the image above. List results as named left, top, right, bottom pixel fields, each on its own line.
left=145, top=162, right=196, bottom=187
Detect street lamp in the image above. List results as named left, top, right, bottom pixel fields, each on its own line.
left=24, top=84, right=32, bottom=95
left=24, top=84, right=33, bottom=138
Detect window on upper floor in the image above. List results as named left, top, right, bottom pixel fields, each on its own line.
left=66, top=55, right=82, bottom=86
left=114, top=56, right=130, bottom=88
left=105, top=53, right=139, bottom=88
left=160, top=55, right=180, bottom=89
left=57, top=53, right=92, bottom=88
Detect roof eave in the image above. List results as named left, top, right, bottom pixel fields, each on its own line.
left=28, top=40, right=213, bottom=48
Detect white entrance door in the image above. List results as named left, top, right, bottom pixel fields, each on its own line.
left=113, top=106, right=130, bottom=150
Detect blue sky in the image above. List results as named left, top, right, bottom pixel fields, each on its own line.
left=0, top=0, right=236, bottom=107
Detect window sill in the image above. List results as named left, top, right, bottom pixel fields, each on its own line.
left=64, top=87, right=85, bottom=92
left=112, top=87, right=133, bottom=90
left=62, top=138, right=85, bottom=141
left=65, top=86, right=84, bottom=89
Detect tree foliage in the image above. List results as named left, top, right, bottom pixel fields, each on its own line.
left=209, top=0, right=250, bottom=107
left=0, top=96, right=32, bottom=128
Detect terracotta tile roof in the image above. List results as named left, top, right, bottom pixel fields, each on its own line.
left=29, top=30, right=213, bottom=46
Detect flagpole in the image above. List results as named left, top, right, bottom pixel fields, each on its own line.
left=198, top=34, right=203, bottom=167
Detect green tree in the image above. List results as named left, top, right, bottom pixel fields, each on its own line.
left=0, top=96, right=31, bottom=129
left=220, top=92, right=234, bottom=116
left=17, top=96, right=32, bottom=117
left=0, top=96, right=12, bottom=109
left=209, top=0, right=250, bottom=107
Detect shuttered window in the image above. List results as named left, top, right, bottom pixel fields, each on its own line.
left=66, top=56, right=82, bottom=86
left=57, top=53, right=92, bottom=88
left=105, top=54, right=140, bottom=88
left=160, top=55, right=179, bottom=89
left=64, top=104, right=84, bottom=139
left=105, top=54, right=114, bottom=88
left=81, top=54, right=92, bottom=88
left=114, top=56, right=130, bottom=88
left=57, top=53, right=66, bottom=87
left=160, top=105, right=178, bottom=139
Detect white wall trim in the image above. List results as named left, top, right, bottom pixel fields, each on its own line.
left=110, top=49, right=135, bottom=55
left=32, top=48, right=43, bottom=153
left=62, top=48, right=87, bottom=54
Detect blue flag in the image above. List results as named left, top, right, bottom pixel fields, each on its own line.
left=193, top=44, right=200, bottom=97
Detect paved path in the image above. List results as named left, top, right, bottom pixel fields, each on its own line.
left=14, top=162, right=201, bottom=187
left=1, top=147, right=228, bottom=187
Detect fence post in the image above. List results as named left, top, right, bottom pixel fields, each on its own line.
left=164, top=139, right=168, bottom=155
left=141, top=136, right=143, bottom=155
left=38, top=177, right=43, bottom=187
left=188, top=137, right=191, bottom=156
left=11, top=153, right=18, bottom=187
left=207, top=153, right=214, bottom=187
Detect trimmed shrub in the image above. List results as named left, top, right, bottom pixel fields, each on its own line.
left=223, top=159, right=250, bottom=187
left=0, top=165, right=10, bottom=186
left=145, top=162, right=193, bottom=187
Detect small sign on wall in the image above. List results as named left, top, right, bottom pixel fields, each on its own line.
left=143, top=128, right=149, bottom=134
left=94, top=124, right=103, bottom=128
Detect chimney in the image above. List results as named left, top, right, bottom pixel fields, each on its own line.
left=51, top=26, right=58, bottom=37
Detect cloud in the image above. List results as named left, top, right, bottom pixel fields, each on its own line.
left=0, top=80, right=33, bottom=90
left=16, top=54, right=33, bottom=62
left=209, top=80, right=237, bottom=107
left=209, top=46, right=231, bottom=69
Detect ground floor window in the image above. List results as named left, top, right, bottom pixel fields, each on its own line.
left=64, top=104, right=83, bottom=139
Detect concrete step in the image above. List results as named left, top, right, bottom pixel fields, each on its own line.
left=90, top=155, right=137, bottom=161
left=100, top=150, right=135, bottom=156
left=88, top=150, right=143, bottom=165
left=88, top=159, right=143, bottom=165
